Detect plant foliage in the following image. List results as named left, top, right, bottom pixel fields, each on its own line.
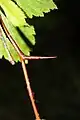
left=0, top=0, right=57, bottom=63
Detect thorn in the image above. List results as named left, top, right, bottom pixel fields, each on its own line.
left=24, top=56, right=57, bottom=60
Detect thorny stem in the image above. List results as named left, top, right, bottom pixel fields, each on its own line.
left=21, top=59, right=40, bottom=120
left=0, top=15, right=57, bottom=119
left=0, top=15, right=57, bottom=61
left=0, top=15, right=41, bottom=119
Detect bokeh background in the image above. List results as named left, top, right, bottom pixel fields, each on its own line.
left=0, top=0, right=80, bottom=119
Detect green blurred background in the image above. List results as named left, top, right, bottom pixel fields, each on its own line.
left=0, top=0, right=80, bottom=119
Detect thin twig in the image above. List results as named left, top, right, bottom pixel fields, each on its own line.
left=0, top=15, right=57, bottom=60
left=23, top=56, right=57, bottom=60
left=21, top=59, right=41, bottom=120
left=0, top=15, right=57, bottom=120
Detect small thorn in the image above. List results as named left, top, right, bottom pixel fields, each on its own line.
left=24, top=56, right=57, bottom=60
left=9, top=60, right=15, bottom=65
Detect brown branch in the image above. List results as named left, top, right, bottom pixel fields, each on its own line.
left=21, top=59, right=41, bottom=120
left=23, top=56, right=57, bottom=60
left=0, top=15, right=57, bottom=120
left=0, top=15, right=41, bottom=119
left=0, top=15, right=57, bottom=60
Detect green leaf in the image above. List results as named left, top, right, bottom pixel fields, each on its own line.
left=0, top=38, right=9, bottom=60
left=20, top=25, right=36, bottom=45
left=14, top=0, right=57, bottom=18
left=0, top=0, right=57, bottom=64
left=0, top=0, right=57, bottom=26
left=0, top=0, right=26, bottom=26
left=0, top=12, right=33, bottom=64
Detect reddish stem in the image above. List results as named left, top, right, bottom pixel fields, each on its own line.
left=0, top=15, right=57, bottom=61
left=0, top=15, right=57, bottom=120
left=21, top=59, right=41, bottom=120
